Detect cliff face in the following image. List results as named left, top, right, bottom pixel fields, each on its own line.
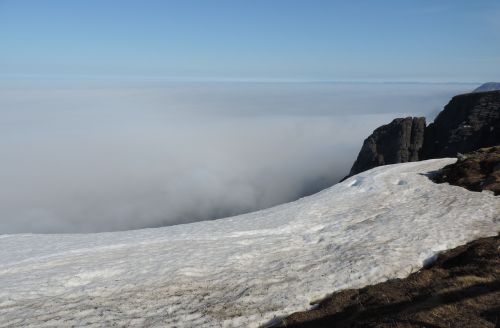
left=348, top=117, right=426, bottom=177
left=347, top=91, right=500, bottom=177
left=422, top=91, right=500, bottom=159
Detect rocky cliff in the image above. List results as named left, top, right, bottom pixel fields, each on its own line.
left=422, top=90, right=500, bottom=159
left=347, top=90, right=500, bottom=177
left=348, top=117, right=426, bottom=177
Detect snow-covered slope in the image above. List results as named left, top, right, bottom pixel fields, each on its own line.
left=0, top=159, right=498, bottom=327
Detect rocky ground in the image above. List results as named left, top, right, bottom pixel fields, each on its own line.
left=274, top=148, right=500, bottom=328
left=275, top=234, right=499, bottom=328
left=432, top=146, right=500, bottom=195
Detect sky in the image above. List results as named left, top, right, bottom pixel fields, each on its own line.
left=1, top=0, right=500, bottom=82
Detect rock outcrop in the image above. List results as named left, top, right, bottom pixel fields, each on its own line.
left=348, top=117, right=426, bottom=177
left=422, top=90, right=500, bottom=159
left=347, top=90, right=500, bottom=178
left=432, top=146, right=500, bottom=195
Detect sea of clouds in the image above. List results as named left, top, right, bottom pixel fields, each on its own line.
left=0, top=80, right=475, bottom=233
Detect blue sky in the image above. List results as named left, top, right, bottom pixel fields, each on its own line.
left=1, top=0, right=500, bottom=82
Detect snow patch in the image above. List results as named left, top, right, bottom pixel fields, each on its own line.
left=64, top=268, right=123, bottom=287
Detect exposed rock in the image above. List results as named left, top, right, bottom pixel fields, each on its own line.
left=276, top=234, right=500, bottom=328
left=346, top=91, right=500, bottom=178
left=474, top=82, right=500, bottom=93
left=432, top=146, right=500, bottom=195
left=347, top=117, right=426, bottom=177
left=422, top=91, right=500, bottom=159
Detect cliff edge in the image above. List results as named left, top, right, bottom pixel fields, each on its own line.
left=347, top=90, right=500, bottom=178
left=348, top=117, right=426, bottom=177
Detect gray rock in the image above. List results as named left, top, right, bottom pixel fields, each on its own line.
left=422, top=91, right=500, bottom=159
left=348, top=117, right=426, bottom=177
left=345, top=90, right=500, bottom=179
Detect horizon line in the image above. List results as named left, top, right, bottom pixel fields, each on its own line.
left=0, top=74, right=489, bottom=85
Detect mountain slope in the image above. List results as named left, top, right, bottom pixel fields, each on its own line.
left=474, top=82, right=500, bottom=93
left=0, top=159, right=499, bottom=327
left=280, top=234, right=500, bottom=328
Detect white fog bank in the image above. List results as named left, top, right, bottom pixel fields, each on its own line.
left=0, top=81, right=476, bottom=233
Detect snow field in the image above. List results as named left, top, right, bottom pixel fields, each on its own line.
left=0, top=158, right=498, bottom=327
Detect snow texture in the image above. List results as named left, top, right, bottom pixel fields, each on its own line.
left=0, top=159, right=498, bottom=327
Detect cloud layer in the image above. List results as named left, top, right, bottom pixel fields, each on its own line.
left=0, top=81, right=475, bottom=233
